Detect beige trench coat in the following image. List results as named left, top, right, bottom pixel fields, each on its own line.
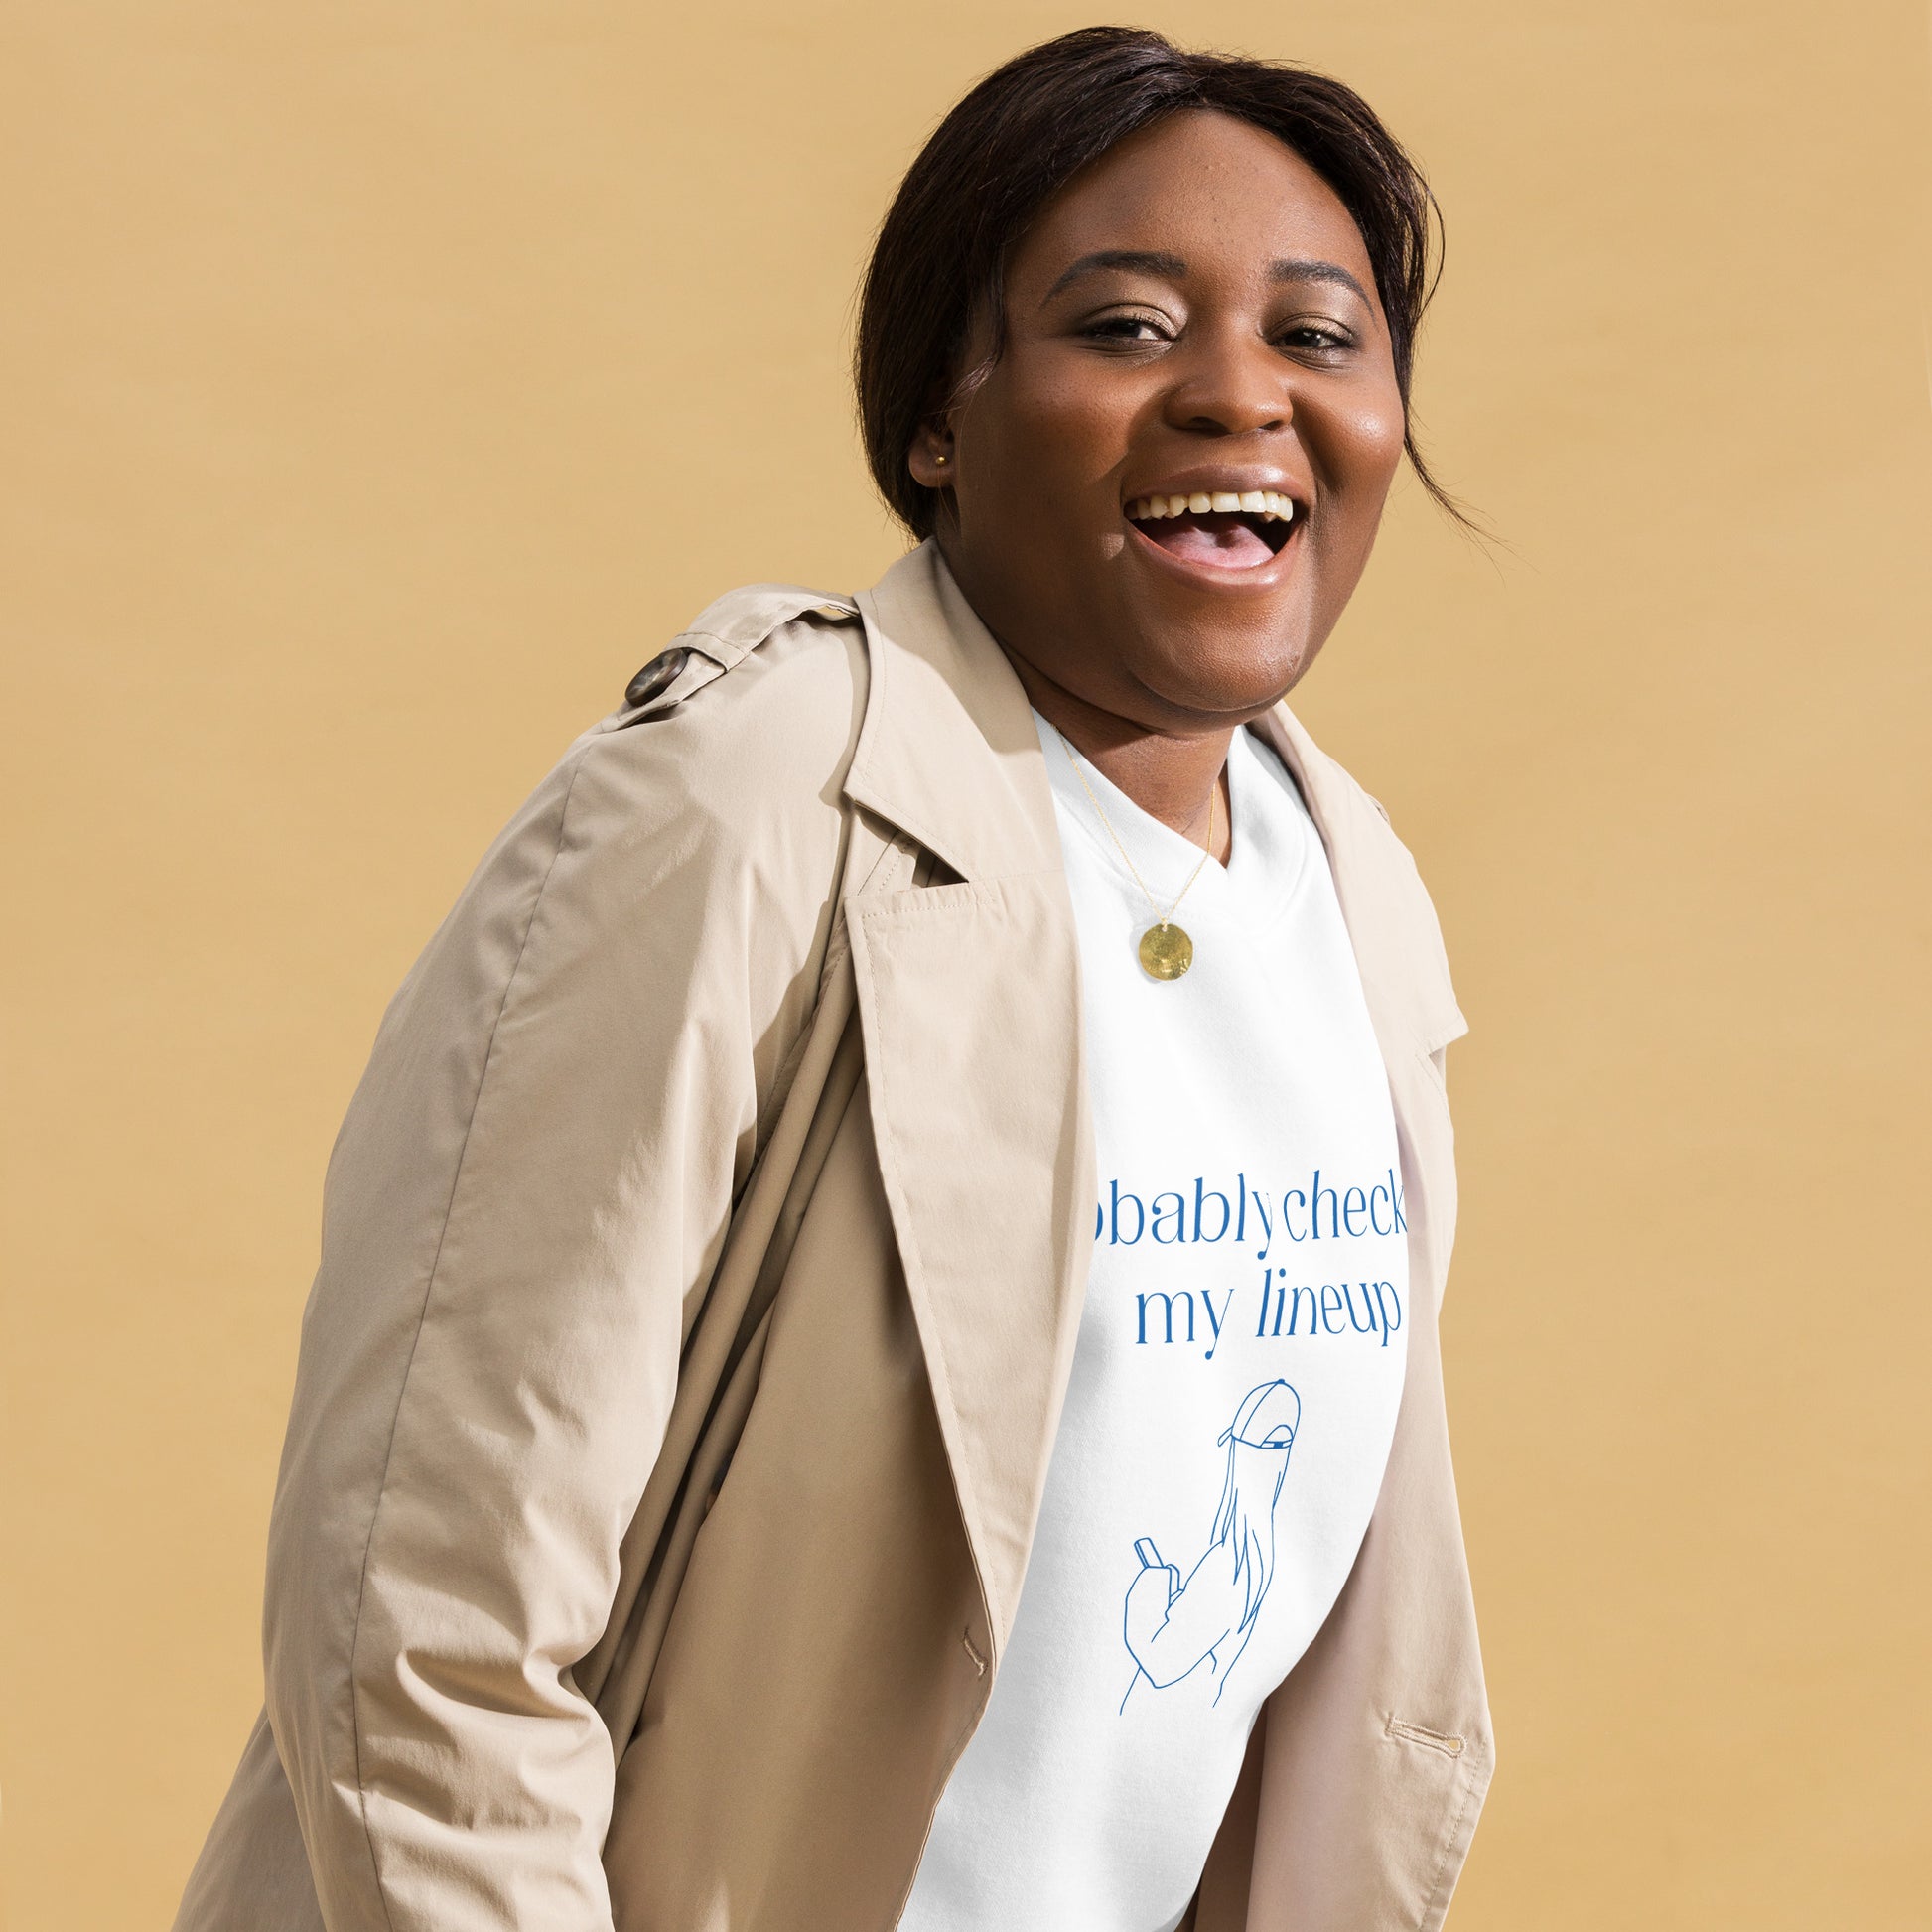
left=176, top=540, right=1492, bottom=1932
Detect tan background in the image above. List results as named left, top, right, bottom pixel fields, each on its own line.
left=3, top=3, right=1927, bottom=1926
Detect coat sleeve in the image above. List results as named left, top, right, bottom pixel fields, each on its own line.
left=261, top=624, right=861, bottom=1930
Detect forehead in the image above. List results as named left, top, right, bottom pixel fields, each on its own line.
left=1010, top=108, right=1376, bottom=296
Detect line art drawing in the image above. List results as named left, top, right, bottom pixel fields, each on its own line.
left=1121, top=1380, right=1301, bottom=1711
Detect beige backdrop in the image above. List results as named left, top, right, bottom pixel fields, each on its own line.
left=3, top=3, right=1927, bottom=1927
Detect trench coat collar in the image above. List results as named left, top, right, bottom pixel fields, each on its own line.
left=847, top=541, right=1062, bottom=884
left=842, top=538, right=1463, bottom=1658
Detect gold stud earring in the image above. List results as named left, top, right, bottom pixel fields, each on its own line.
left=935, top=453, right=949, bottom=466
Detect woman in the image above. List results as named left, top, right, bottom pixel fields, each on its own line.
left=177, top=26, right=1491, bottom=1932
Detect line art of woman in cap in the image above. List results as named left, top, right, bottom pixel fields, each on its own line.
left=1120, top=1380, right=1302, bottom=1711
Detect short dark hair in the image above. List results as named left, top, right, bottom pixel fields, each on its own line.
left=855, top=26, right=1464, bottom=536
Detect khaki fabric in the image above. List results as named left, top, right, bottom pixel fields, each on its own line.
left=175, top=540, right=1492, bottom=1932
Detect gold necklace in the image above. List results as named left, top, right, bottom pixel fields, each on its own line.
left=1053, top=724, right=1219, bottom=982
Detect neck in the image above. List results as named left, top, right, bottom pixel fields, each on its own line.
left=1002, top=651, right=1234, bottom=862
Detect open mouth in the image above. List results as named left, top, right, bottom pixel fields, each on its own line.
left=1126, top=489, right=1297, bottom=572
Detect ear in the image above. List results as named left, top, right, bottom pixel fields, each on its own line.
left=906, top=416, right=956, bottom=491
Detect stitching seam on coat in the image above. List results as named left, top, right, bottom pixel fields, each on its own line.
left=1416, top=1744, right=1485, bottom=1931
left=342, top=748, right=591, bottom=1932
left=1385, top=1713, right=1465, bottom=1757
left=855, top=872, right=1060, bottom=923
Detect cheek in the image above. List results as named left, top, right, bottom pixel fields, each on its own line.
left=1326, top=382, right=1409, bottom=496
left=975, top=351, right=1139, bottom=496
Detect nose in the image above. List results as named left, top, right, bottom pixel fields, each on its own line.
left=1163, top=326, right=1293, bottom=439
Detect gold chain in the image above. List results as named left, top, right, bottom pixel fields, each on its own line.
left=1051, top=723, right=1217, bottom=927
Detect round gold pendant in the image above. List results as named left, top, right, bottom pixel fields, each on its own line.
left=1138, top=921, right=1194, bottom=981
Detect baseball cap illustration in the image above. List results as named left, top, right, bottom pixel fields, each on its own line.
left=1217, top=1379, right=1300, bottom=1449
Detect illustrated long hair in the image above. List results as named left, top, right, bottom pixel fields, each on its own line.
left=1209, top=1437, right=1295, bottom=1635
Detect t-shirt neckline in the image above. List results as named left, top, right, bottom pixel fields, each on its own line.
left=1031, top=708, right=1311, bottom=935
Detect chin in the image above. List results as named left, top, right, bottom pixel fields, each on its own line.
left=1125, top=607, right=1316, bottom=725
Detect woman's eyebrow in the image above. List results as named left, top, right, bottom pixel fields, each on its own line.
left=1040, top=249, right=1187, bottom=302
left=1272, top=258, right=1371, bottom=304
left=1040, top=250, right=1371, bottom=306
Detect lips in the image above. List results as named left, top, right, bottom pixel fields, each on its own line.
left=1124, top=485, right=1300, bottom=574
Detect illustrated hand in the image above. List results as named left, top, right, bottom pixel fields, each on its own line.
left=1124, top=1560, right=1180, bottom=1664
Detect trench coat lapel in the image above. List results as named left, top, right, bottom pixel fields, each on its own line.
left=1249, top=709, right=1467, bottom=1066
left=843, top=544, right=1092, bottom=1660
left=1245, top=709, right=1468, bottom=1307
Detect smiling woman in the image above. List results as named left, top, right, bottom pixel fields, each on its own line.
left=175, top=25, right=1490, bottom=1932
left=860, top=39, right=1464, bottom=850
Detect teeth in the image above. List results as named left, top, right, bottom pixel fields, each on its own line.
left=1125, top=491, right=1300, bottom=523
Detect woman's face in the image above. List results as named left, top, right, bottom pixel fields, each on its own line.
left=914, top=109, right=1407, bottom=735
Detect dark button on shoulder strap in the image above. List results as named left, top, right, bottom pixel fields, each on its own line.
left=624, top=645, right=692, bottom=709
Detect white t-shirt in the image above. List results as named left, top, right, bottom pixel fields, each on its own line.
left=897, top=714, right=1410, bottom=1932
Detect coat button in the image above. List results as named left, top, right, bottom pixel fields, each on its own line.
left=624, top=646, right=691, bottom=709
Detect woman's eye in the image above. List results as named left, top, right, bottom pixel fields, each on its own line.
left=1278, top=324, right=1352, bottom=353
left=1083, top=314, right=1172, bottom=345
